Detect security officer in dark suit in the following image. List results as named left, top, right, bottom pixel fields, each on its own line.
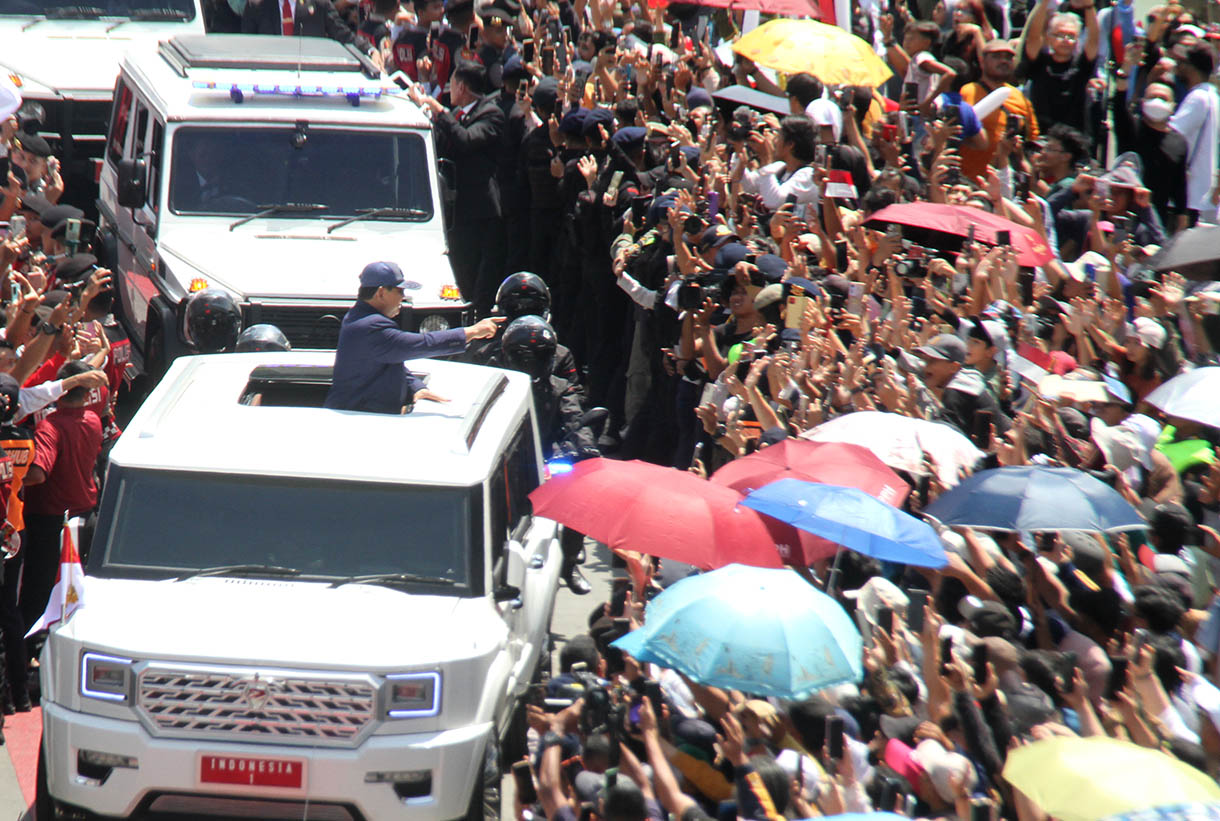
left=408, top=61, right=506, bottom=316
left=242, top=0, right=357, bottom=44
left=324, top=261, right=502, bottom=414
left=500, top=315, right=598, bottom=594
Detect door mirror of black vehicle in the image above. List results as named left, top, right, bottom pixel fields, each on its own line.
left=116, top=157, right=148, bottom=209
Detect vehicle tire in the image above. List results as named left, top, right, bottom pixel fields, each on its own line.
left=34, top=740, right=55, bottom=821
left=465, top=737, right=500, bottom=821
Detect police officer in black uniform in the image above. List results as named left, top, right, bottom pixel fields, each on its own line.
left=500, top=315, right=598, bottom=594
left=466, top=273, right=579, bottom=385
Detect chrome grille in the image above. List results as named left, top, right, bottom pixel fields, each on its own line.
left=137, top=667, right=377, bottom=746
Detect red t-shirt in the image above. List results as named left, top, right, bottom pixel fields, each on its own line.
left=24, top=405, right=103, bottom=517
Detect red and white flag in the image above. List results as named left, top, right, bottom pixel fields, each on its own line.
left=25, top=514, right=86, bottom=637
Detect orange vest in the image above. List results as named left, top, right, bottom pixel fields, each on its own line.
left=0, top=430, right=37, bottom=533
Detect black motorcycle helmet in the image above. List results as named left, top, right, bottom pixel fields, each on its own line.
left=184, top=288, right=242, bottom=353
left=500, top=315, right=557, bottom=382
left=495, top=272, right=551, bottom=321
left=235, top=323, right=292, bottom=353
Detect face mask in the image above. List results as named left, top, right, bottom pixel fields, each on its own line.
left=1142, top=97, right=1175, bottom=121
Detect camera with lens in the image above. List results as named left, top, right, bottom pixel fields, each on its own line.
left=677, top=276, right=715, bottom=311
left=727, top=106, right=758, bottom=142
left=894, top=257, right=926, bottom=278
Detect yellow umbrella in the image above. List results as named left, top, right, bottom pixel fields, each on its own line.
left=732, top=19, right=892, bottom=87
left=1002, top=737, right=1220, bottom=821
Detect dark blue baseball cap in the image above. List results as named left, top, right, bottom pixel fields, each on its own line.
left=582, top=107, right=615, bottom=137
left=611, top=126, right=647, bottom=153
left=559, top=108, right=589, bottom=135
left=359, top=261, right=406, bottom=288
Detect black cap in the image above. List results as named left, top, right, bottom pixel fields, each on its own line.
left=531, top=77, right=558, bottom=111
left=39, top=203, right=84, bottom=230
left=54, top=254, right=98, bottom=284
left=13, top=131, right=51, bottom=158
left=0, top=373, right=19, bottom=424
left=17, top=192, right=52, bottom=217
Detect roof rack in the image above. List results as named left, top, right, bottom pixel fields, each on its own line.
left=159, top=34, right=379, bottom=80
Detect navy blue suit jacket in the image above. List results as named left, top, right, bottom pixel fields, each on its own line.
left=324, top=301, right=466, bottom=413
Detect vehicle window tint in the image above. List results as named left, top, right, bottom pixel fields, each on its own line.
left=506, top=422, right=540, bottom=539
left=107, top=81, right=133, bottom=165
left=147, top=120, right=164, bottom=212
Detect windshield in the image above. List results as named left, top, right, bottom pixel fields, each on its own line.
left=169, top=127, right=434, bottom=219
left=0, top=0, right=195, bottom=17
left=92, top=468, right=476, bottom=590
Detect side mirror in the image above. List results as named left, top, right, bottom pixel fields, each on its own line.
left=505, top=539, right=528, bottom=591
left=116, top=157, right=147, bottom=209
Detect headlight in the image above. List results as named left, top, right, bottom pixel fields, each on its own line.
left=419, top=314, right=450, bottom=333
left=81, top=651, right=133, bottom=703
left=384, top=672, right=440, bottom=718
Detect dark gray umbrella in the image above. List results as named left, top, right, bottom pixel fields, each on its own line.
left=1148, top=223, right=1220, bottom=280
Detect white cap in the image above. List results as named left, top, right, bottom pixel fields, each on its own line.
left=1132, top=317, right=1168, bottom=350
left=842, top=576, right=907, bottom=626
left=805, top=97, right=843, bottom=143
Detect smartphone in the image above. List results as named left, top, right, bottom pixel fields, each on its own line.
left=876, top=606, right=894, bottom=634
left=972, top=641, right=990, bottom=683
left=846, top=282, right=865, bottom=316
left=610, top=577, right=630, bottom=617
left=1106, top=656, right=1129, bottom=699
left=835, top=241, right=848, bottom=273
left=964, top=222, right=976, bottom=251
left=607, top=169, right=624, bottom=199
left=943, top=105, right=961, bottom=127
left=643, top=678, right=663, bottom=709
left=511, top=760, right=539, bottom=805
left=940, top=636, right=954, bottom=675
left=903, top=81, right=918, bottom=105
left=467, top=25, right=479, bottom=50
left=785, top=287, right=807, bottom=330
left=541, top=43, right=555, bottom=75
left=1132, top=627, right=1150, bottom=655
left=814, top=144, right=828, bottom=166
left=970, top=798, right=995, bottom=821
left=1019, top=269, right=1035, bottom=306
left=825, top=714, right=845, bottom=759
left=878, top=776, right=900, bottom=812
left=1112, top=213, right=1130, bottom=245
left=707, top=190, right=720, bottom=219
left=65, top=217, right=82, bottom=251
left=630, top=195, right=651, bottom=225
left=669, top=22, right=681, bottom=49
left=8, top=215, right=25, bottom=241
left=906, top=589, right=929, bottom=632
left=972, top=409, right=992, bottom=449
left=522, top=38, right=535, bottom=62
left=996, top=229, right=1011, bottom=247
left=1005, top=113, right=1024, bottom=138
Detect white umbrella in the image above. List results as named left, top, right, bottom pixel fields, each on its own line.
left=800, top=411, right=983, bottom=487
left=1146, top=367, right=1220, bottom=429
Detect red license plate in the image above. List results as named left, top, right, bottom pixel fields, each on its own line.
left=200, top=755, right=304, bottom=788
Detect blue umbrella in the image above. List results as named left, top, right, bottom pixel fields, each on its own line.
left=611, top=564, right=862, bottom=699
left=922, top=466, right=1145, bottom=533
left=740, top=479, right=947, bottom=568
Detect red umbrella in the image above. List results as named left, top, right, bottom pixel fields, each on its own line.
left=865, top=203, right=1054, bottom=267
left=529, top=459, right=836, bottom=568
left=696, top=0, right=826, bottom=18
left=710, top=440, right=910, bottom=507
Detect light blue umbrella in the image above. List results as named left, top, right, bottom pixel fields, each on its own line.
left=740, top=479, right=947, bottom=568
left=611, top=564, right=862, bottom=699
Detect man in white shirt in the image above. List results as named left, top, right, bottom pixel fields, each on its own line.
left=1169, top=43, right=1220, bottom=224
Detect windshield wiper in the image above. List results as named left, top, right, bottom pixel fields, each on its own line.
left=326, top=207, right=431, bottom=234
left=329, top=572, right=457, bottom=589
left=107, top=8, right=190, bottom=29
left=44, top=5, right=106, bottom=17
left=229, top=203, right=329, bottom=232
left=175, top=564, right=302, bottom=581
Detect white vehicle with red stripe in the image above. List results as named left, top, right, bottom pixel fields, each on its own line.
left=36, top=352, right=563, bottom=821
left=96, top=33, right=466, bottom=388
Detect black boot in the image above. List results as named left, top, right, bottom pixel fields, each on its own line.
left=562, top=561, right=591, bottom=595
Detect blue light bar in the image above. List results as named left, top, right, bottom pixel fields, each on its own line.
left=546, top=459, right=574, bottom=476
left=192, top=80, right=388, bottom=106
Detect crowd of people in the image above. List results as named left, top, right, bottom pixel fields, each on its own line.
left=4, top=0, right=1220, bottom=813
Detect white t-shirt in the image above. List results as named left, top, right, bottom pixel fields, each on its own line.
left=740, top=160, right=819, bottom=211
left=903, top=50, right=937, bottom=106
left=1169, top=83, right=1220, bottom=212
